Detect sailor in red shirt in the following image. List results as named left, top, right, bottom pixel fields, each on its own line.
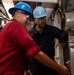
left=0, top=2, right=68, bottom=75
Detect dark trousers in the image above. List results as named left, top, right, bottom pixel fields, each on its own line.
left=30, top=64, right=60, bottom=75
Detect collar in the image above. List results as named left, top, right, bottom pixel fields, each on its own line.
left=32, top=24, right=48, bottom=34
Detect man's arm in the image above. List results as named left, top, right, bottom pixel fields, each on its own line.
left=53, top=26, right=68, bottom=41
left=34, top=51, right=68, bottom=75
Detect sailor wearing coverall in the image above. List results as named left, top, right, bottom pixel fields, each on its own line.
left=29, top=6, right=68, bottom=75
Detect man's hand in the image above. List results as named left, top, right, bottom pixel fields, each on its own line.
left=58, top=65, right=69, bottom=75
left=25, top=70, right=32, bottom=75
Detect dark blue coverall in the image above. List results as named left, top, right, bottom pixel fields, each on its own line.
left=29, top=24, right=68, bottom=75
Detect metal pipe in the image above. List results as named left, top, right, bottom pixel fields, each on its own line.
left=65, top=12, right=74, bottom=30
left=13, top=0, right=58, bottom=3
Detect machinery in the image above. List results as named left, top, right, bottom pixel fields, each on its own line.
left=0, top=0, right=74, bottom=75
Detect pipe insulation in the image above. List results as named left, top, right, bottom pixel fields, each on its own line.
left=65, top=12, right=74, bottom=30
left=13, top=0, right=58, bottom=3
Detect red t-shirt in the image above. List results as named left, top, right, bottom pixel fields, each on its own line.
left=0, top=19, right=40, bottom=75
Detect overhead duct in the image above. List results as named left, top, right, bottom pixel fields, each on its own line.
left=0, top=4, right=7, bottom=16
left=2, top=0, right=14, bottom=19
left=13, top=0, right=58, bottom=3
left=65, top=12, right=74, bottom=30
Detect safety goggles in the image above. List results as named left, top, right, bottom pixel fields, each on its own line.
left=20, top=11, right=30, bottom=19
